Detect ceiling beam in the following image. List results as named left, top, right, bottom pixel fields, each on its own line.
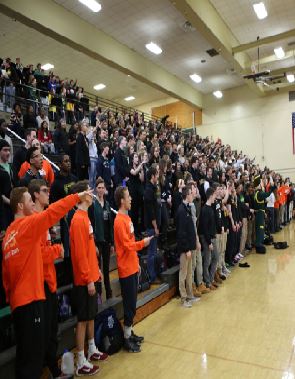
left=233, top=28, right=295, bottom=54
left=0, top=0, right=203, bottom=109
left=170, top=0, right=263, bottom=96
left=248, top=48, right=295, bottom=68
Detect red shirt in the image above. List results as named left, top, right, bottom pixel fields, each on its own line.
left=70, top=209, right=100, bottom=286
left=2, top=194, right=79, bottom=311
left=114, top=212, right=145, bottom=278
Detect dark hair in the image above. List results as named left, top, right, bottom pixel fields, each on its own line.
left=114, top=186, right=128, bottom=208
left=26, top=146, right=39, bottom=163
left=40, top=120, right=48, bottom=130
left=24, top=128, right=36, bottom=140
left=118, top=136, right=126, bottom=147
left=206, top=187, right=215, bottom=200
left=100, top=142, right=109, bottom=152
left=95, top=177, right=105, bottom=187
left=28, top=179, right=47, bottom=202
left=182, top=184, right=192, bottom=200
left=147, top=165, right=158, bottom=182
left=13, top=102, right=21, bottom=111
left=0, top=118, right=6, bottom=127
left=10, top=187, right=27, bottom=214
left=70, top=180, right=89, bottom=194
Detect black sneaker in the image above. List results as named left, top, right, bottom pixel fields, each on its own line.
left=130, top=330, right=144, bottom=344
left=124, top=338, right=141, bottom=353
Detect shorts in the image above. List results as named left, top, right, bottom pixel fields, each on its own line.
left=73, top=282, right=98, bottom=321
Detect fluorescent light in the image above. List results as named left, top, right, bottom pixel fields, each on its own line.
left=41, top=63, right=54, bottom=71
left=93, top=83, right=106, bottom=91
left=274, top=47, right=285, bottom=59
left=213, top=90, right=223, bottom=99
left=78, top=0, right=101, bottom=12
left=287, top=74, right=295, bottom=83
left=145, top=42, right=162, bottom=55
left=253, top=2, right=268, bottom=19
left=124, top=96, right=135, bottom=101
left=189, top=74, right=202, bottom=83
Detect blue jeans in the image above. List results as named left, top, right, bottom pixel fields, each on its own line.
left=146, top=228, right=157, bottom=282
left=89, top=157, right=98, bottom=189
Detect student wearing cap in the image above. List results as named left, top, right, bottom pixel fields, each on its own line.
left=253, top=175, right=274, bottom=254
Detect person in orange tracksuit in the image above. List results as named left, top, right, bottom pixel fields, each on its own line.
left=2, top=185, right=90, bottom=379
left=18, top=138, right=55, bottom=185
left=69, top=180, right=108, bottom=377
left=28, top=179, right=67, bottom=379
left=114, top=186, right=152, bottom=353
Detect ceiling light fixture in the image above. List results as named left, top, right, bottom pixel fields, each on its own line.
left=145, top=42, right=162, bottom=55
left=124, top=96, right=135, bottom=101
left=78, top=0, right=101, bottom=13
left=253, top=2, right=268, bottom=20
left=41, top=63, right=54, bottom=71
left=93, top=83, right=106, bottom=91
left=287, top=74, right=295, bottom=83
left=213, top=90, right=223, bottom=99
left=274, top=47, right=285, bottom=59
left=189, top=74, right=202, bottom=83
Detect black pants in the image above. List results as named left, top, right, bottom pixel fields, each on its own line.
left=76, top=164, right=89, bottom=180
left=119, top=273, right=138, bottom=327
left=44, top=283, right=60, bottom=377
left=129, top=189, right=143, bottom=237
left=97, top=241, right=112, bottom=299
left=225, top=229, right=238, bottom=264
left=160, top=202, right=169, bottom=246
left=13, top=300, right=45, bottom=379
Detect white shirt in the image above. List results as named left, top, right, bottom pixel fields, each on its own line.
left=266, top=193, right=275, bottom=208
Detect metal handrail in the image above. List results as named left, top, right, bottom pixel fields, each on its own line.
left=6, top=126, right=60, bottom=171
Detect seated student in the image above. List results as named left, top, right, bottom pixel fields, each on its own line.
left=69, top=180, right=108, bottom=377
left=18, top=146, right=44, bottom=186
left=18, top=138, right=55, bottom=186
left=28, top=179, right=68, bottom=379
left=176, top=184, right=199, bottom=307
left=114, top=186, right=152, bottom=352
left=2, top=186, right=89, bottom=379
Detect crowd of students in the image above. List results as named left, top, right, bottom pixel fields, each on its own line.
left=0, top=63, right=295, bottom=378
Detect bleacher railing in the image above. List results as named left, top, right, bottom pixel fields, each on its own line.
left=0, top=77, right=160, bottom=124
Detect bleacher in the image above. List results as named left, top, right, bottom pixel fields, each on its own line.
left=0, top=81, right=181, bottom=379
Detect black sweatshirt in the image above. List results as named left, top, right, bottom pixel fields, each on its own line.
left=176, top=202, right=196, bottom=254
left=198, top=203, right=216, bottom=244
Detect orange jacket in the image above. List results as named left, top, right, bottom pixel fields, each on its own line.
left=278, top=186, right=289, bottom=205
left=2, top=194, right=79, bottom=311
left=41, top=230, right=62, bottom=293
left=18, top=159, right=55, bottom=185
left=70, top=209, right=100, bottom=286
left=114, top=212, right=145, bottom=278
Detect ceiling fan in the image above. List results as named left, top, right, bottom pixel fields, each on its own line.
left=242, top=37, right=285, bottom=86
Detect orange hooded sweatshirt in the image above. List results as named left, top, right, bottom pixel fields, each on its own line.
left=41, top=230, right=62, bottom=293
left=114, top=212, right=145, bottom=278
left=70, top=209, right=100, bottom=286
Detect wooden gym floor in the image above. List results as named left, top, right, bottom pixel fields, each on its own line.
left=80, top=222, right=295, bottom=379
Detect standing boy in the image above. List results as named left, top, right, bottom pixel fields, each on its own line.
left=114, top=186, right=152, bottom=352
left=70, top=180, right=108, bottom=377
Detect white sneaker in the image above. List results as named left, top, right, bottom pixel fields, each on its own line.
left=181, top=300, right=192, bottom=308
left=188, top=297, right=201, bottom=303
left=76, top=358, right=99, bottom=377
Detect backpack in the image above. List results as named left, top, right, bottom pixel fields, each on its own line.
left=94, top=307, right=123, bottom=355
left=155, top=249, right=166, bottom=276
left=273, top=241, right=289, bottom=249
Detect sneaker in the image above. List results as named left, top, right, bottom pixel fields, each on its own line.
left=219, top=273, right=227, bottom=280
left=209, top=284, right=217, bottom=291
left=187, top=297, right=201, bottom=303
left=88, top=348, right=109, bottom=362
left=181, top=299, right=192, bottom=308
left=130, top=330, right=144, bottom=344
left=222, top=266, right=231, bottom=275
left=214, top=273, right=222, bottom=284
left=198, top=282, right=210, bottom=294
left=212, top=281, right=219, bottom=288
left=124, top=337, right=141, bottom=352
left=76, top=359, right=99, bottom=377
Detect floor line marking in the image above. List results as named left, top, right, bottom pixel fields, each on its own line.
left=145, top=339, right=285, bottom=373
